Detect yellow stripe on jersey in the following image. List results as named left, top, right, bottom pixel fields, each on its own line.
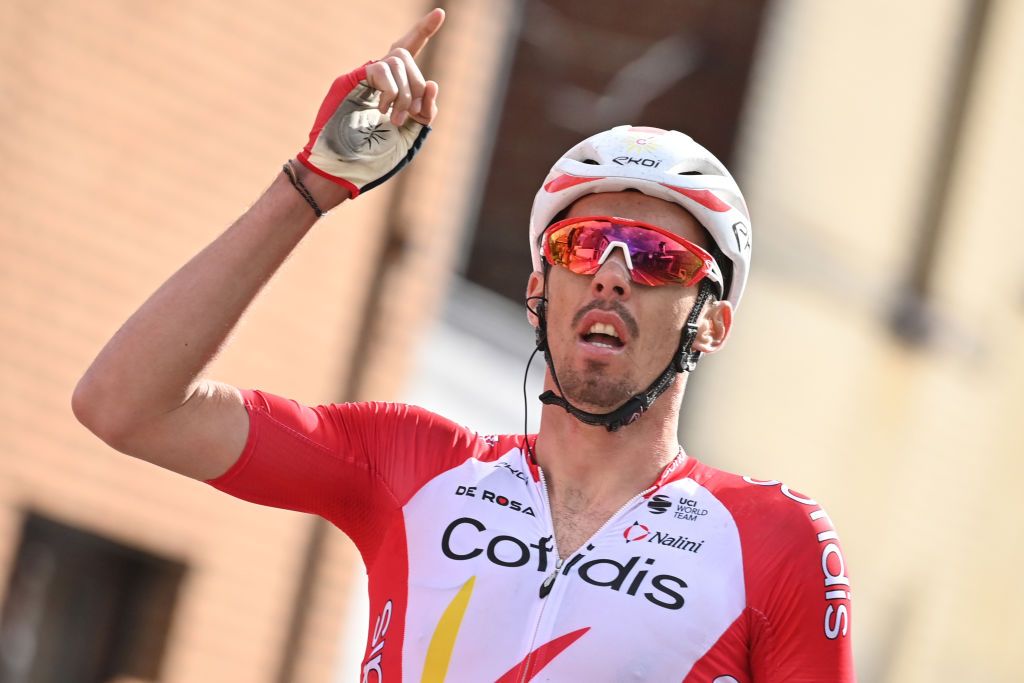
left=422, top=576, right=476, bottom=682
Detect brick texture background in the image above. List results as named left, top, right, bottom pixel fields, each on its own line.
left=0, top=1, right=514, bottom=681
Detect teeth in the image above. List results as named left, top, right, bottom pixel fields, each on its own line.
left=586, top=322, right=619, bottom=339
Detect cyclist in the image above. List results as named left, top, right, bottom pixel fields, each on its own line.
left=73, top=9, right=853, bottom=681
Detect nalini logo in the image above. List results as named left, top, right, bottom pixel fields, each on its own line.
left=623, top=521, right=705, bottom=555
left=647, top=494, right=672, bottom=515
left=623, top=521, right=650, bottom=543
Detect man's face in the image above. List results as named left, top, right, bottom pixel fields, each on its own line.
left=528, top=191, right=727, bottom=413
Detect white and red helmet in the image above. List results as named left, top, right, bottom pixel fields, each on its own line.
left=529, top=125, right=752, bottom=310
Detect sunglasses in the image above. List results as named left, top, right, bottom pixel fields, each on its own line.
left=542, top=216, right=723, bottom=290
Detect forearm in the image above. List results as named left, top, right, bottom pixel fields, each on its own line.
left=73, top=166, right=346, bottom=437
left=70, top=9, right=443, bottom=477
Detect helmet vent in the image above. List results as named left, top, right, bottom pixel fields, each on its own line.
left=581, top=159, right=599, bottom=165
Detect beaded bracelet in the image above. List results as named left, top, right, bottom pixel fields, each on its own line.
left=282, top=160, right=325, bottom=218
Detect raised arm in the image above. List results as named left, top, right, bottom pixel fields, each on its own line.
left=71, top=9, right=445, bottom=481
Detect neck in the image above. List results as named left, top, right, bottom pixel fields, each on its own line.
left=532, top=372, right=686, bottom=505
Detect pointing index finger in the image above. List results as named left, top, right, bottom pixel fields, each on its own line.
left=390, top=8, right=445, bottom=58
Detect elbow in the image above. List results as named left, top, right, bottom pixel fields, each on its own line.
left=72, top=374, right=128, bottom=448
left=71, top=374, right=97, bottom=429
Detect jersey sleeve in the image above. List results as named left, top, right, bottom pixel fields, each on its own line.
left=742, top=486, right=855, bottom=682
left=205, top=389, right=487, bottom=563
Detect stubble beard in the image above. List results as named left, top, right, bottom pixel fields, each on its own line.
left=557, top=358, right=640, bottom=410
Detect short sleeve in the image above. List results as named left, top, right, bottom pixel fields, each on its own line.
left=206, top=389, right=487, bottom=562
left=745, top=495, right=855, bottom=682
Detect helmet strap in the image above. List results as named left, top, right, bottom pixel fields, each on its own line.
left=534, top=270, right=714, bottom=432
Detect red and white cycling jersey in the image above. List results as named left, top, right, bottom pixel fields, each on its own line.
left=208, top=390, right=854, bottom=682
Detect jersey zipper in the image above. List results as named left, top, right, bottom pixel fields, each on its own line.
left=519, top=468, right=562, bottom=683
left=536, top=468, right=562, bottom=599
left=519, top=467, right=659, bottom=681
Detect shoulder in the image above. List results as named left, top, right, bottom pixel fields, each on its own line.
left=242, top=389, right=525, bottom=465
left=690, top=459, right=849, bottom=598
left=693, top=459, right=852, bottom=635
left=683, top=458, right=855, bottom=675
left=688, top=460, right=837, bottom=546
left=246, top=390, right=470, bottom=443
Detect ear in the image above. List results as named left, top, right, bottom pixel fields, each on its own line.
left=525, top=270, right=545, bottom=328
left=692, top=299, right=733, bottom=354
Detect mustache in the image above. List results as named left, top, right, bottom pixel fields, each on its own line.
left=571, top=300, right=640, bottom=339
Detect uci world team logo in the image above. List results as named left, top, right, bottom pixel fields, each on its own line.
left=623, top=521, right=650, bottom=543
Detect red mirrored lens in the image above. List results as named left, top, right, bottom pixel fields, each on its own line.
left=544, top=219, right=710, bottom=287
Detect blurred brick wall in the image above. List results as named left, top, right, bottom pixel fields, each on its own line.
left=0, top=1, right=515, bottom=681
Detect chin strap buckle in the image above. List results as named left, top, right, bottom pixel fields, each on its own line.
left=677, top=320, right=701, bottom=373
left=539, top=390, right=651, bottom=432
left=677, top=279, right=714, bottom=373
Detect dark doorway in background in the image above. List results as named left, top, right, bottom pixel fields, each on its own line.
left=465, top=0, right=769, bottom=302
left=0, top=513, right=186, bottom=683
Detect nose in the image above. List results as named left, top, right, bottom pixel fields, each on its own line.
left=590, top=251, right=632, bottom=300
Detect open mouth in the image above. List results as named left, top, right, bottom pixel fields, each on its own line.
left=580, top=322, right=625, bottom=349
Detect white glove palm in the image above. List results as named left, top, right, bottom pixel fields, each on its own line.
left=296, top=10, right=443, bottom=199
left=298, top=65, right=430, bottom=198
